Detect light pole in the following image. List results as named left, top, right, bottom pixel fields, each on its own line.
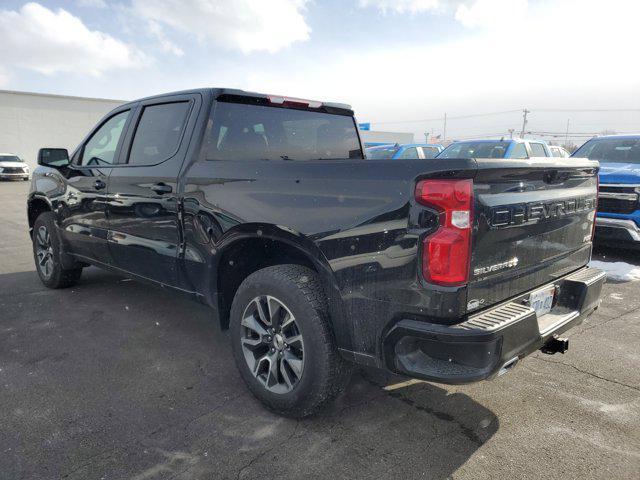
left=520, top=109, right=530, bottom=138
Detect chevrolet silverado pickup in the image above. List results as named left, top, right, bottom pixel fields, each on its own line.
left=573, top=135, right=640, bottom=247
left=28, top=88, right=604, bottom=417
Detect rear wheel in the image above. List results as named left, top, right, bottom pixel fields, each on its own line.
left=230, top=265, right=350, bottom=417
left=32, top=212, right=82, bottom=288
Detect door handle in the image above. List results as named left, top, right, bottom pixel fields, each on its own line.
left=94, top=179, right=106, bottom=190
left=150, top=183, right=173, bottom=194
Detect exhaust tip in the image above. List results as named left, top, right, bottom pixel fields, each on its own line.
left=498, top=357, right=519, bottom=376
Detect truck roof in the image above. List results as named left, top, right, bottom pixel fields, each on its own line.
left=120, top=88, right=353, bottom=113
left=366, top=143, right=443, bottom=150
left=588, top=134, right=640, bottom=140
left=451, top=138, right=549, bottom=144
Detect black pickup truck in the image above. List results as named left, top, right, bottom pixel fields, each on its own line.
left=28, top=88, right=604, bottom=417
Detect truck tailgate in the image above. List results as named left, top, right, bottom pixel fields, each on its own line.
left=467, top=157, right=599, bottom=312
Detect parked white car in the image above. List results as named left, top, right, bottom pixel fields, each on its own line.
left=549, top=145, right=570, bottom=158
left=0, top=153, right=30, bottom=181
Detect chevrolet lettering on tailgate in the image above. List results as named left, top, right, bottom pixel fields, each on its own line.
left=490, top=196, right=597, bottom=228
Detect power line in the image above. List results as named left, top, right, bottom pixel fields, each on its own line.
left=369, top=107, right=640, bottom=126
left=534, top=108, right=640, bottom=113
left=372, top=109, right=521, bottom=125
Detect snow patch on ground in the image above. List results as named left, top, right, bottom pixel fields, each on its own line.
left=589, top=260, right=640, bottom=282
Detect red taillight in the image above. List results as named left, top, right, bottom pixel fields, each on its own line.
left=416, top=179, right=473, bottom=286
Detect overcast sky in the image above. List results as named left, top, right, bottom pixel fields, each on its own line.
left=0, top=0, right=638, bottom=143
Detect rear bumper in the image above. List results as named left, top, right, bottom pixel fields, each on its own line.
left=383, top=267, right=606, bottom=384
left=595, top=216, right=640, bottom=244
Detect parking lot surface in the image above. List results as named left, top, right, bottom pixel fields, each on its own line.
left=1, top=180, right=639, bottom=480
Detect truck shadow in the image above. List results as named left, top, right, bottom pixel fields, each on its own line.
left=0, top=267, right=497, bottom=479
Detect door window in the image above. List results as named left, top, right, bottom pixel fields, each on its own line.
left=128, top=102, right=191, bottom=166
left=80, top=111, right=129, bottom=166
left=397, top=147, right=419, bottom=159
left=509, top=143, right=528, bottom=159
left=421, top=146, right=440, bottom=159
left=529, top=143, right=548, bottom=157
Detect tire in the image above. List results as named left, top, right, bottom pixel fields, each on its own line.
left=230, top=264, right=351, bottom=418
left=23, top=177, right=30, bottom=181
left=32, top=212, right=83, bottom=288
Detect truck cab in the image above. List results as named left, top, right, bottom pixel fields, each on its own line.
left=437, top=138, right=551, bottom=159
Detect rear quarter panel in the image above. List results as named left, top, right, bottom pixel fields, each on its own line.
left=181, top=157, right=477, bottom=362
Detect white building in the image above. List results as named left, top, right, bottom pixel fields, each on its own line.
left=0, top=90, right=124, bottom=169
left=359, top=129, right=415, bottom=147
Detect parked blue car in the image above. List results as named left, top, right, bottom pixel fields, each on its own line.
left=573, top=135, right=640, bottom=246
left=366, top=143, right=444, bottom=160
left=437, top=138, right=551, bottom=159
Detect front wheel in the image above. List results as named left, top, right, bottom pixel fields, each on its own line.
left=32, top=212, right=83, bottom=288
left=230, top=265, right=350, bottom=418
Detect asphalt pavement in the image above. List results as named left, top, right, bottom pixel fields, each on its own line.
left=1, top=180, right=638, bottom=480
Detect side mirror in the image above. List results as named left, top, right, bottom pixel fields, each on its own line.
left=38, top=148, right=70, bottom=168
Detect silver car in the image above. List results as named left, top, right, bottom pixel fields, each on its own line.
left=0, top=153, right=30, bottom=181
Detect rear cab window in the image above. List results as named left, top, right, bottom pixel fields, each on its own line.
left=208, top=100, right=363, bottom=161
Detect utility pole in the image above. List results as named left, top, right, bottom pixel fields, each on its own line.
left=520, top=109, right=530, bottom=138
left=443, top=113, right=447, bottom=142
left=564, top=118, right=570, bottom=147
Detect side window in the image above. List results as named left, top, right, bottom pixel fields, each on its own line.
left=80, top=110, right=129, bottom=166
left=509, top=143, right=528, bottom=159
left=397, top=147, right=419, bottom=159
left=421, top=146, right=439, bottom=159
left=530, top=143, right=548, bottom=157
left=128, top=102, right=191, bottom=166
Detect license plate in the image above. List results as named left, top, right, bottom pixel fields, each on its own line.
left=530, top=286, right=555, bottom=317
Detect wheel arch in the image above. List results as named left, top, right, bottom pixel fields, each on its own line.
left=211, top=225, right=349, bottom=348
left=27, top=194, right=53, bottom=238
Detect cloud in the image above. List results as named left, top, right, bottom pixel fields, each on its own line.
left=0, top=67, right=10, bottom=88
left=242, top=0, right=640, bottom=136
left=131, top=0, right=311, bottom=54
left=76, top=0, right=108, bottom=8
left=455, top=0, right=527, bottom=28
left=147, top=20, right=184, bottom=56
left=0, top=2, right=149, bottom=76
left=358, top=0, right=441, bottom=14
left=360, top=0, right=527, bottom=26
